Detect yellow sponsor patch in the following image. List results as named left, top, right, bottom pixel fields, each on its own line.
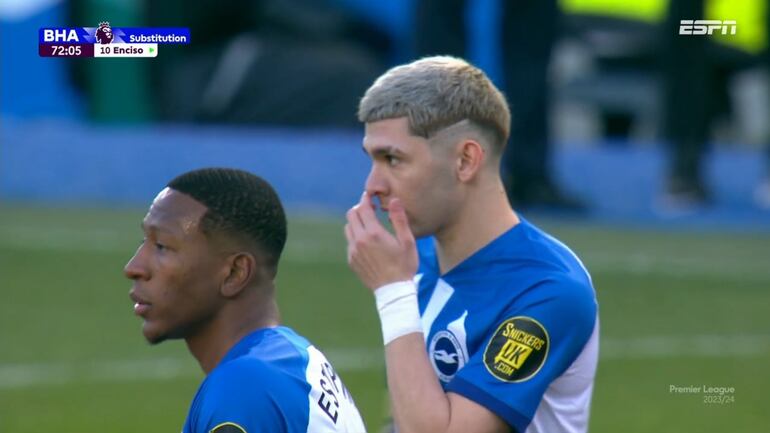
left=483, top=316, right=549, bottom=382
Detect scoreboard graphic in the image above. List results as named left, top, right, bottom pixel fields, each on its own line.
left=39, top=22, right=190, bottom=58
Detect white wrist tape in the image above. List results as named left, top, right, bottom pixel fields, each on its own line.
left=374, top=280, right=422, bottom=346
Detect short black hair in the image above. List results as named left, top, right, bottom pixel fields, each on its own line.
left=167, top=168, right=287, bottom=271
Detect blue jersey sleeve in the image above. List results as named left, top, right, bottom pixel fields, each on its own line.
left=184, top=358, right=308, bottom=433
left=446, top=276, right=597, bottom=433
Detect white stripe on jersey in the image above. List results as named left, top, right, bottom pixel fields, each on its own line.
left=420, top=278, right=454, bottom=342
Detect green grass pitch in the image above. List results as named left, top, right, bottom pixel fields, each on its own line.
left=1, top=204, right=768, bottom=432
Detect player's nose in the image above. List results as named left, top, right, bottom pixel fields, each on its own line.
left=123, top=248, right=149, bottom=281
left=365, top=166, right=388, bottom=199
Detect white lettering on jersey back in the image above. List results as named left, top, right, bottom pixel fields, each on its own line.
left=420, top=278, right=454, bottom=342
left=305, top=345, right=367, bottom=433
left=526, top=316, right=599, bottom=433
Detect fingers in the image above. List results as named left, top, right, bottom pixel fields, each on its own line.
left=344, top=223, right=354, bottom=262
left=346, top=199, right=366, bottom=239
left=344, top=222, right=353, bottom=243
left=358, top=192, right=380, bottom=226
left=345, top=194, right=417, bottom=290
left=347, top=192, right=386, bottom=236
left=388, top=198, right=415, bottom=247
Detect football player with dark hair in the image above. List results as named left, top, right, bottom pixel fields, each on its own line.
left=125, top=167, right=366, bottom=433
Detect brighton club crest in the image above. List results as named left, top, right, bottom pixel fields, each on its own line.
left=95, top=21, right=114, bottom=44
left=429, top=330, right=467, bottom=382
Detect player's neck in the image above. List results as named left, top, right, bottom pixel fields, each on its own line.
left=185, top=293, right=281, bottom=374
left=434, top=179, right=518, bottom=275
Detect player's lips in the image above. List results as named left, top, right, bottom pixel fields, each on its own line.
left=129, top=290, right=151, bottom=316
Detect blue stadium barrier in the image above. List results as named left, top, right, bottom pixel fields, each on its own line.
left=2, top=120, right=768, bottom=231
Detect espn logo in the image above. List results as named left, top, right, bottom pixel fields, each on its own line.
left=679, top=20, right=737, bottom=35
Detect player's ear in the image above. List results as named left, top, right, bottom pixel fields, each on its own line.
left=220, top=252, right=255, bottom=298
left=456, top=139, right=485, bottom=182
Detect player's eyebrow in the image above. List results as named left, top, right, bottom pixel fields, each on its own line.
left=363, top=144, right=405, bottom=158
left=140, top=221, right=178, bottom=236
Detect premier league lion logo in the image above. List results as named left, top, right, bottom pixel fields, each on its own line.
left=95, top=21, right=114, bottom=44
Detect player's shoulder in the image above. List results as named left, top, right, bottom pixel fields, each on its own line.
left=202, top=355, right=284, bottom=398
left=203, top=327, right=311, bottom=394
left=514, top=219, right=576, bottom=261
left=496, top=224, right=597, bottom=326
left=511, top=220, right=593, bottom=288
left=190, top=360, right=294, bottom=433
left=185, top=327, right=325, bottom=433
left=531, top=273, right=596, bottom=319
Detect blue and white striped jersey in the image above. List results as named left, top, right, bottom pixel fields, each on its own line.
left=183, top=326, right=366, bottom=433
left=416, top=217, right=599, bottom=433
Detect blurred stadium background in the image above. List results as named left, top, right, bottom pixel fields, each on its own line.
left=2, top=0, right=769, bottom=432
